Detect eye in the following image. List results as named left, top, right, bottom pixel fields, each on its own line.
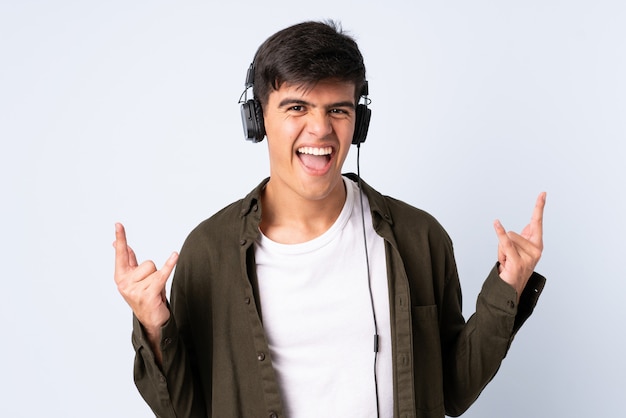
left=289, top=105, right=304, bottom=112
left=329, top=108, right=350, bottom=116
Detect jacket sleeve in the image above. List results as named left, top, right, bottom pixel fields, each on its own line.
left=131, top=263, right=207, bottom=417
left=441, top=263, right=546, bottom=416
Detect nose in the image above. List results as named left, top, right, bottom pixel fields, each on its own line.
left=306, top=110, right=333, bottom=138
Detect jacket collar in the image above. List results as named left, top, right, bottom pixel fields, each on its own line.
left=343, top=173, right=394, bottom=228
left=239, top=177, right=269, bottom=219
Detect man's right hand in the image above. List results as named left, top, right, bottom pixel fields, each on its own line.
left=113, top=223, right=178, bottom=350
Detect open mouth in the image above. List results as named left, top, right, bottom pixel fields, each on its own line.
left=297, top=146, right=333, bottom=171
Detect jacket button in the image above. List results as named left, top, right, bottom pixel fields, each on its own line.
left=507, top=300, right=515, bottom=309
left=240, top=239, right=247, bottom=246
left=257, top=352, right=266, bottom=361
left=244, top=297, right=251, bottom=305
left=269, top=412, right=278, bottom=418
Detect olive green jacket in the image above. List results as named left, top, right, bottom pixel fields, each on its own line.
left=132, top=174, right=545, bottom=418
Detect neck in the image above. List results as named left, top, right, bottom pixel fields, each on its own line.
left=260, top=177, right=346, bottom=244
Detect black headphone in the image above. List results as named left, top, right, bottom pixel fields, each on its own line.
left=240, top=64, right=371, bottom=145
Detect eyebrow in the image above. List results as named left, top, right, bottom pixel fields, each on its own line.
left=277, top=98, right=356, bottom=109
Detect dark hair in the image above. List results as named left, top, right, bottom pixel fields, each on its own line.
left=252, top=20, right=366, bottom=106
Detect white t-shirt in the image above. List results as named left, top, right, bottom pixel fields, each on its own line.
left=255, top=176, right=392, bottom=417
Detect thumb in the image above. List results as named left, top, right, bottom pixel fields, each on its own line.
left=157, top=252, right=178, bottom=289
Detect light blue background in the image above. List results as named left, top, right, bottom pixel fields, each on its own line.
left=1, top=1, right=624, bottom=417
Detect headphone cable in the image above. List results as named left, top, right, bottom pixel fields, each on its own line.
left=356, top=142, right=381, bottom=418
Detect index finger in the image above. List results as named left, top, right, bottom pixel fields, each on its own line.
left=114, top=222, right=129, bottom=271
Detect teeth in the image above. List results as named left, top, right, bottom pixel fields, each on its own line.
left=297, top=146, right=332, bottom=156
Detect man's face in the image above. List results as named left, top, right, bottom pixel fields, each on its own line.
left=263, top=79, right=357, bottom=204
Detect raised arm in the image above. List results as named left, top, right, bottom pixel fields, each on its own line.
left=113, top=222, right=178, bottom=365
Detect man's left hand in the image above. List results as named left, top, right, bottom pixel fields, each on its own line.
left=494, top=192, right=547, bottom=301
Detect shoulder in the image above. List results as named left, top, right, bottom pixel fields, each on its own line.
left=186, top=201, right=242, bottom=243
left=384, top=194, right=453, bottom=253
left=345, top=173, right=451, bottom=245
left=180, top=178, right=268, bottom=256
left=384, top=194, right=444, bottom=227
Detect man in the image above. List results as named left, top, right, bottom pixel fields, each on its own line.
left=114, top=21, right=546, bottom=418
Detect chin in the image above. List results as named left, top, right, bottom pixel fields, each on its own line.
left=296, top=174, right=343, bottom=199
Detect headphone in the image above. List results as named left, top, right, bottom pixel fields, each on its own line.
left=240, top=64, right=371, bottom=145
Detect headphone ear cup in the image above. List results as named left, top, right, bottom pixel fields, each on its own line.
left=352, top=103, right=371, bottom=145
left=254, top=100, right=266, bottom=141
left=241, top=99, right=266, bottom=142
